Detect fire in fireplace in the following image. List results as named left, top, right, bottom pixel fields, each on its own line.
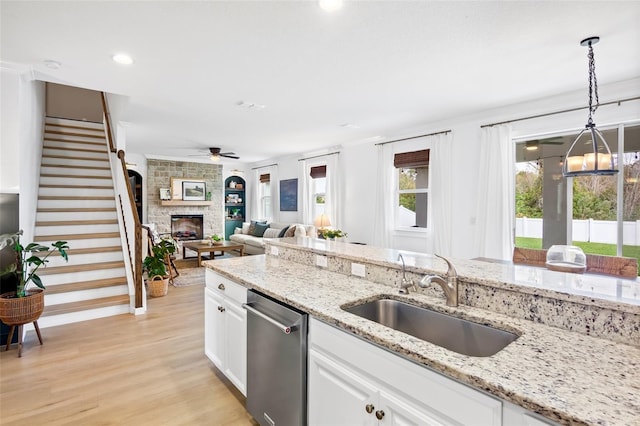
left=171, top=214, right=204, bottom=241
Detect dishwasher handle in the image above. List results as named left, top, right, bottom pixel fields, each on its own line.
left=243, top=303, right=296, bottom=334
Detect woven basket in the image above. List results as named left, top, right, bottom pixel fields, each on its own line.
left=147, top=275, right=169, bottom=297
left=0, top=289, right=45, bottom=325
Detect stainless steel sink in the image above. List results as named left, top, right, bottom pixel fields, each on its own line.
left=343, top=298, right=518, bottom=357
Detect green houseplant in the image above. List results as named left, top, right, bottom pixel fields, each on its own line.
left=322, top=229, right=348, bottom=240
left=0, top=231, right=69, bottom=332
left=143, top=238, right=176, bottom=297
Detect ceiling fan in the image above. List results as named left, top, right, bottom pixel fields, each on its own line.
left=189, top=147, right=240, bottom=161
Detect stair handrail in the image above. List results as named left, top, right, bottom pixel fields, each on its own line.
left=101, top=93, right=117, bottom=154
left=101, top=93, right=143, bottom=309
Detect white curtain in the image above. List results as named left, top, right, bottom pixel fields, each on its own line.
left=325, top=153, right=341, bottom=229
left=248, top=168, right=259, bottom=222
left=269, top=165, right=279, bottom=223
left=430, top=132, right=454, bottom=256
left=300, top=160, right=312, bottom=224
left=373, top=144, right=394, bottom=248
left=473, top=124, right=515, bottom=260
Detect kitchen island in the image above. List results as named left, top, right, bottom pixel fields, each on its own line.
left=203, top=238, right=640, bottom=426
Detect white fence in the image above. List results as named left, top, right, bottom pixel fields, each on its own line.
left=516, top=218, right=640, bottom=246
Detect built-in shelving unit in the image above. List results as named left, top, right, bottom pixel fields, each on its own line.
left=225, top=176, right=245, bottom=240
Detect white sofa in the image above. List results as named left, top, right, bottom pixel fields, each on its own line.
left=229, top=221, right=316, bottom=255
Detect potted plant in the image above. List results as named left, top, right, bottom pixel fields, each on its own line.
left=209, top=234, right=223, bottom=245
left=0, top=231, right=69, bottom=329
left=143, top=239, right=176, bottom=297
left=322, top=229, right=348, bottom=241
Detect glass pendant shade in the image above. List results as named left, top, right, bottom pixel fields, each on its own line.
left=562, top=123, right=617, bottom=176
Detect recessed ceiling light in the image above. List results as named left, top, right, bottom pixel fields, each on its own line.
left=43, top=59, right=62, bottom=69
left=112, top=53, right=134, bottom=65
left=319, top=0, right=343, bottom=12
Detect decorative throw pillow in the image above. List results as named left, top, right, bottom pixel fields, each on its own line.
left=277, top=226, right=290, bottom=238
left=293, top=224, right=306, bottom=237
left=234, top=227, right=242, bottom=235
left=252, top=222, right=270, bottom=237
left=283, top=225, right=298, bottom=238
left=242, top=222, right=250, bottom=234
left=263, top=228, right=280, bottom=239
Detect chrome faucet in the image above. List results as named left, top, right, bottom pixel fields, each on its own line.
left=397, top=253, right=416, bottom=294
left=418, top=254, right=458, bottom=307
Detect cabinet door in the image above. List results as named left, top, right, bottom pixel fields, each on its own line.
left=204, top=288, right=225, bottom=369
left=224, top=299, right=247, bottom=396
left=308, top=348, right=377, bottom=426
left=380, top=390, right=456, bottom=426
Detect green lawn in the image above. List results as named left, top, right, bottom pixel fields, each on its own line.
left=516, top=237, right=640, bottom=275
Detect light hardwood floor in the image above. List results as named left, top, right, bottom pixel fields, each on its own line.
left=0, top=281, right=258, bottom=425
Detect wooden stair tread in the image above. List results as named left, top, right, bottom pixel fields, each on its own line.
left=41, top=164, right=110, bottom=171
left=44, top=130, right=105, bottom=139
left=34, top=232, right=120, bottom=242
left=39, top=195, right=114, bottom=200
left=40, top=173, right=111, bottom=180
left=39, top=184, right=113, bottom=189
left=42, top=154, right=108, bottom=162
left=44, top=137, right=106, bottom=147
left=45, top=123, right=105, bottom=133
left=43, top=145, right=107, bottom=154
left=36, top=219, right=118, bottom=226
left=44, top=277, right=128, bottom=294
left=38, top=207, right=116, bottom=213
left=37, top=260, right=125, bottom=275
left=36, top=246, right=122, bottom=257
left=41, top=294, right=129, bottom=317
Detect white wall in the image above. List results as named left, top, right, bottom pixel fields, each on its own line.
left=249, top=78, right=640, bottom=259
left=1, top=67, right=20, bottom=192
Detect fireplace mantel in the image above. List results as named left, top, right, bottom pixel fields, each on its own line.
left=160, top=200, right=215, bottom=207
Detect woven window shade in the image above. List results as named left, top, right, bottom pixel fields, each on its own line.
left=259, top=173, right=270, bottom=183
left=393, top=149, right=430, bottom=168
left=310, top=165, right=327, bottom=179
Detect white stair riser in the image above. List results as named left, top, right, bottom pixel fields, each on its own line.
left=44, top=140, right=107, bottom=152
left=41, top=166, right=111, bottom=177
left=44, top=285, right=129, bottom=306
left=42, top=157, right=109, bottom=167
left=32, top=237, right=122, bottom=249
left=37, top=211, right=117, bottom=221
left=31, top=304, right=131, bottom=329
left=38, top=199, right=116, bottom=209
left=41, top=251, right=124, bottom=268
left=40, top=176, right=113, bottom=187
left=40, top=267, right=127, bottom=286
left=36, top=223, right=120, bottom=235
left=43, top=147, right=109, bottom=160
left=45, top=117, right=105, bottom=130
left=44, top=129, right=106, bottom=139
left=39, top=187, right=115, bottom=197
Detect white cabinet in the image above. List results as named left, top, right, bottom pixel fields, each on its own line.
left=204, top=269, right=247, bottom=396
left=503, top=401, right=558, bottom=426
left=308, top=318, right=502, bottom=426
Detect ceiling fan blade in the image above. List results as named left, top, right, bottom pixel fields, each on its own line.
left=220, top=153, right=240, bottom=159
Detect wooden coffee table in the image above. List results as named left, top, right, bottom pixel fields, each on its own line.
left=182, top=241, right=245, bottom=266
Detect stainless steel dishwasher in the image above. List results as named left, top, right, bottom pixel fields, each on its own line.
left=243, top=290, right=308, bottom=426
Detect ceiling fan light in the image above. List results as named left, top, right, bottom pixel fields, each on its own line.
left=210, top=154, right=220, bottom=162
left=319, top=0, right=343, bottom=12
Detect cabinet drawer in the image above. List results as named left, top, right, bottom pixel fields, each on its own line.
left=205, top=269, right=247, bottom=304
left=309, top=318, right=502, bottom=426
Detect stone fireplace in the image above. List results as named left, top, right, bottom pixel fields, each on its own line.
left=171, top=214, right=204, bottom=241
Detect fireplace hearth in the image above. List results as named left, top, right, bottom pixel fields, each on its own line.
left=171, top=215, right=204, bottom=241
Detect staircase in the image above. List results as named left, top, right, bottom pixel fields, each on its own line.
left=33, top=117, right=130, bottom=328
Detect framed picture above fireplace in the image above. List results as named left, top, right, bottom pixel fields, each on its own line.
left=182, top=180, right=206, bottom=201
left=170, top=177, right=206, bottom=200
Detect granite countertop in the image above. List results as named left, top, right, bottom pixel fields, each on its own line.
left=204, top=254, right=640, bottom=426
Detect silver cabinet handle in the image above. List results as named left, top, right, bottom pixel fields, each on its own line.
left=365, top=404, right=374, bottom=414
left=375, top=410, right=385, bottom=420
left=218, top=283, right=225, bottom=290
left=243, top=303, right=296, bottom=334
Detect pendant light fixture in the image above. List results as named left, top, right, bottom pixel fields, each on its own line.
left=562, top=36, right=618, bottom=177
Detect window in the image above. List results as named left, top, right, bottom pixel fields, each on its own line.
left=514, top=124, right=640, bottom=273
left=310, top=165, right=326, bottom=220
left=258, top=173, right=272, bottom=220
left=394, top=149, right=429, bottom=229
